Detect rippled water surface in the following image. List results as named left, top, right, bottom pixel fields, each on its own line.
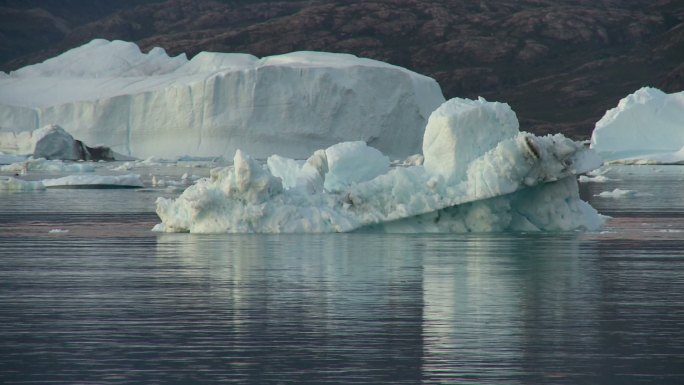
left=1, top=165, right=684, bottom=384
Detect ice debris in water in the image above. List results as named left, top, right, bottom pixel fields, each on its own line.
left=154, top=97, right=605, bottom=233
left=1, top=174, right=144, bottom=190
left=595, top=188, right=653, bottom=198
left=41, top=174, right=144, bottom=189
left=0, top=176, right=45, bottom=191
left=1, top=158, right=95, bottom=173
left=578, top=175, right=617, bottom=183
left=48, top=229, right=70, bottom=234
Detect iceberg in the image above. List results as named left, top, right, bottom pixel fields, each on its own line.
left=0, top=39, right=445, bottom=160
left=590, top=87, right=684, bottom=164
left=155, top=97, right=604, bottom=233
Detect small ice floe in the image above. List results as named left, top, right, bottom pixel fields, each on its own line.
left=110, top=161, right=136, bottom=171
left=578, top=175, right=617, bottom=183
left=42, top=174, right=144, bottom=189
left=150, top=175, right=191, bottom=191
left=139, top=156, right=166, bottom=166
left=594, top=188, right=653, bottom=198
left=110, top=156, right=171, bottom=171
left=151, top=175, right=164, bottom=187
left=0, top=176, right=45, bottom=190
left=179, top=173, right=201, bottom=183
left=1, top=158, right=95, bottom=173
left=49, top=229, right=69, bottom=233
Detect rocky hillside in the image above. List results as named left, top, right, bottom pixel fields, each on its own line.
left=2, top=0, right=683, bottom=139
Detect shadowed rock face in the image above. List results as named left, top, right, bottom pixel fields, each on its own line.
left=2, top=0, right=683, bottom=139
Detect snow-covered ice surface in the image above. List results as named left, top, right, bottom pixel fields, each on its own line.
left=0, top=39, right=445, bottom=160
left=41, top=174, right=144, bottom=189
left=590, top=87, right=684, bottom=164
left=155, top=97, right=604, bottom=233
left=267, top=141, right=390, bottom=192
left=1, top=173, right=143, bottom=190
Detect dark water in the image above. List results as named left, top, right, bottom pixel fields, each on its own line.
left=1, top=165, right=684, bottom=384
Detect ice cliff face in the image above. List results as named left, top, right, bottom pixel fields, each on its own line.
left=0, top=39, right=445, bottom=160
left=590, top=87, right=684, bottom=163
left=155, top=97, right=604, bottom=234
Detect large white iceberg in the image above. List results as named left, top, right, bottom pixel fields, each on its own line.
left=0, top=39, right=445, bottom=160
left=590, top=87, right=684, bottom=164
left=155, top=97, right=604, bottom=233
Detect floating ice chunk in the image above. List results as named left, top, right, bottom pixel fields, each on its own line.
left=139, top=156, right=166, bottom=166
left=590, top=87, right=684, bottom=163
left=42, top=174, right=143, bottom=189
left=155, top=97, right=604, bottom=233
left=1, top=158, right=95, bottom=173
left=578, top=175, right=617, bottom=183
left=48, top=229, right=70, bottom=234
left=110, top=161, right=136, bottom=171
left=595, top=188, right=652, bottom=198
left=0, top=176, right=45, bottom=190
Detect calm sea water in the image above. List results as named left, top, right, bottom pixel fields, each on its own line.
left=1, top=164, right=684, bottom=384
